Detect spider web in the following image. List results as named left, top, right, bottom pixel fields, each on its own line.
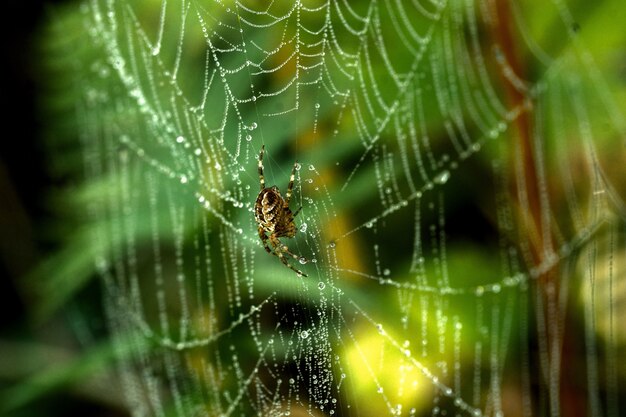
left=49, top=0, right=626, bottom=415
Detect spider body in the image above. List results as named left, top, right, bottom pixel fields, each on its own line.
left=255, top=146, right=307, bottom=276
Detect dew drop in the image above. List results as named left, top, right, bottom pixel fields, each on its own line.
left=377, top=387, right=383, bottom=394
left=289, top=378, right=295, bottom=384
left=300, top=330, right=309, bottom=339
left=308, top=164, right=315, bottom=171
left=299, top=223, right=307, bottom=232
left=194, top=148, right=202, bottom=156
left=180, top=175, right=188, bottom=184
left=215, top=162, right=222, bottom=171
left=318, top=282, right=326, bottom=290
left=176, top=135, right=185, bottom=143
left=245, top=134, right=252, bottom=142
left=315, top=102, right=320, bottom=108
left=250, top=122, right=257, bottom=130
left=434, top=170, right=450, bottom=185
left=299, top=257, right=307, bottom=265
left=328, top=241, right=336, bottom=248
left=383, top=268, right=390, bottom=276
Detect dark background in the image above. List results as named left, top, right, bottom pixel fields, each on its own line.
left=1, top=1, right=53, bottom=332
left=0, top=1, right=124, bottom=416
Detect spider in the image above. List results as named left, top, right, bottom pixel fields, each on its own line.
left=255, top=145, right=308, bottom=277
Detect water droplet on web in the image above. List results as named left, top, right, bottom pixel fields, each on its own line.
left=249, top=122, right=257, bottom=130
left=299, top=257, right=307, bottom=265
left=475, top=286, right=484, bottom=296
left=295, top=163, right=301, bottom=171
left=328, top=241, right=336, bottom=248
left=176, top=135, right=184, bottom=143
left=376, top=323, right=384, bottom=334
left=215, top=162, right=222, bottom=170
left=365, top=221, right=374, bottom=228
left=194, top=148, right=201, bottom=156
left=180, top=175, right=188, bottom=184
left=306, top=179, right=313, bottom=184
left=315, top=103, right=320, bottom=108
left=245, top=134, right=252, bottom=142
left=383, top=268, right=390, bottom=276
left=300, top=330, right=309, bottom=339
left=289, top=378, right=295, bottom=384
left=318, top=282, right=325, bottom=290
left=299, top=223, right=307, bottom=232
left=308, top=164, right=315, bottom=171
left=434, top=170, right=450, bottom=185
left=377, top=387, right=384, bottom=394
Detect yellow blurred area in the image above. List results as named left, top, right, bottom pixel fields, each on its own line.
left=342, top=326, right=435, bottom=416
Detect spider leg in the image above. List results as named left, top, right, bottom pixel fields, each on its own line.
left=293, top=206, right=302, bottom=218
left=284, top=160, right=297, bottom=205
left=270, top=235, right=308, bottom=277
left=258, top=226, right=272, bottom=254
left=258, top=145, right=265, bottom=190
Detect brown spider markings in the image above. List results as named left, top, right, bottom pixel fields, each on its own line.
left=254, top=145, right=308, bottom=277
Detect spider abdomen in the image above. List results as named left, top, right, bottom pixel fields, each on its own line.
left=255, top=188, right=284, bottom=231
